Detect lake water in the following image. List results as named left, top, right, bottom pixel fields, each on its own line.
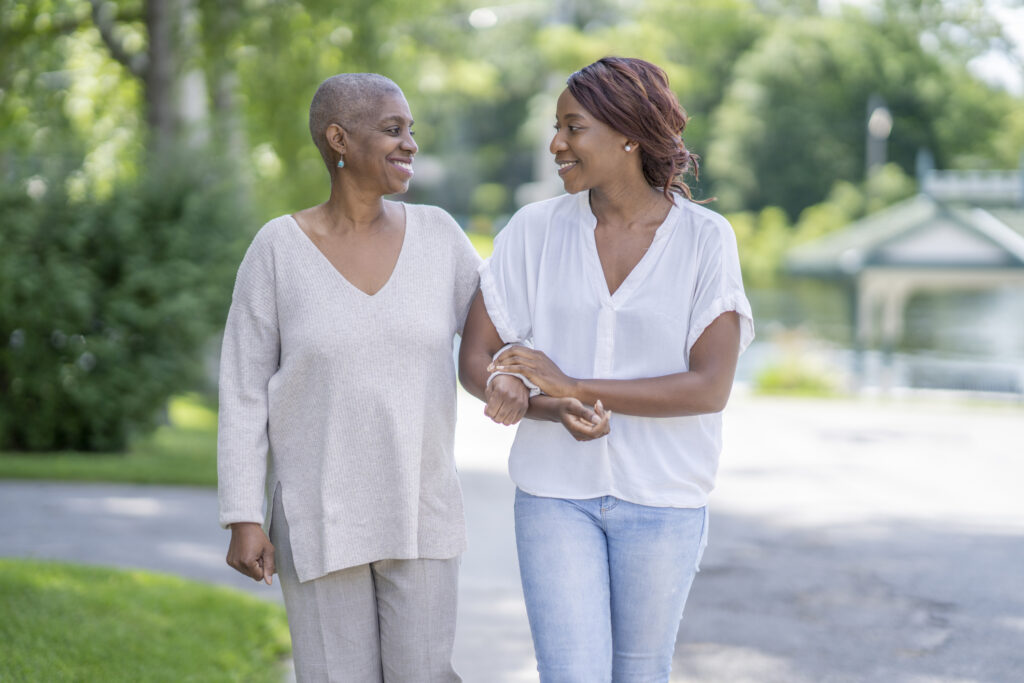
left=739, top=282, right=1024, bottom=396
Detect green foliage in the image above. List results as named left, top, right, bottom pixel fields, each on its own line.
left=731, top=163, right=917, bottom=287
left=0, top=164, right=249, bottom=451
left=0, top=394, right=219, bottom=486
left=754, top=357, right=842, bottom=397
left=0, top=558, right=290, bottom=682
left=706, top=8, right=1022, bottom=217
left=752, top=331, right=845, bottom=396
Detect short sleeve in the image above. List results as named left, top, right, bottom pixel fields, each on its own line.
left=478, top=209, right=536, bottom=344
left=686, top=216, right=755, bottom=358
left=217, top=230, right=280, bottom=528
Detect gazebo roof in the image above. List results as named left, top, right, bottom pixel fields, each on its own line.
left=786, top=194, right=1024, bottom=279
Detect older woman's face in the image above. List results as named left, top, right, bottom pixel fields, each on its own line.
left=343, top=92, right=418, bottom=196
left=549, top=88, right=628, bottom=195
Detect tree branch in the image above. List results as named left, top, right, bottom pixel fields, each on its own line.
left=87, top=0, right=147, bottom=78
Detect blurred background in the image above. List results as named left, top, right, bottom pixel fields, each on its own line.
left=1, top=1, right=1023, bottom=681
left=3, top=0, right=1024, bottom=452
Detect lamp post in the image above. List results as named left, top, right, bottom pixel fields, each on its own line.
left=865, top=93, right=893, bottom=177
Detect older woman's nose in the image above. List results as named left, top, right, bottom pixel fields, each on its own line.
left=402, top=132, right=418, bottom=154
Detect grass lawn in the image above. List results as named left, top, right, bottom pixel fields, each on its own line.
left=0, top=395, right=219, bottom=487
left=0, top=558, right=290, bottom=682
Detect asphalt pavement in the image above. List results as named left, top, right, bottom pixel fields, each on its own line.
left=2, top=388, right=1022, bottom=682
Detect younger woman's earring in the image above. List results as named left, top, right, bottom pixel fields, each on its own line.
left=624, top=145, right=632, bottom=152
left=337, top=156, right=345, bottom=168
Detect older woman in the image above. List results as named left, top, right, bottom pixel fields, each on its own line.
left=459, top=57, right=754, bottom=682
left=218, top=73, right=478, bottom=682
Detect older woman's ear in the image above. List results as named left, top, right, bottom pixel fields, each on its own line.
left=325, top=122, right=347, bottom=157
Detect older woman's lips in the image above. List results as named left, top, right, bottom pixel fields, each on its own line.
left=389, top=159, right=414, bottom=176
left=557, top=160, right=577, bottom=176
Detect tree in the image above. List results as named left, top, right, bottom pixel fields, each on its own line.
left=705, top=7, right=1023, bottom=217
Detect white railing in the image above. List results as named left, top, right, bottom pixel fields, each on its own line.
left=922, top=169, right=1022, bottom=203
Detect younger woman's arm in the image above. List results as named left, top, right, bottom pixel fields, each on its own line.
left=490, top=311, right=741, bottom=417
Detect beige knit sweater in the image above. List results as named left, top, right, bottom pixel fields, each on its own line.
left=217, top=204, right=481, bottom=582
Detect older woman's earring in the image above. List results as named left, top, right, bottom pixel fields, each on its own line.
left=337, top=156, right=345, bottom=168
left=624, top=145, right=632, bottom=152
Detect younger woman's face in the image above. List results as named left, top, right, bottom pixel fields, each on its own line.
left=549, top=88, right=629, bottom=195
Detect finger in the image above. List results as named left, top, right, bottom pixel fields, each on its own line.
left=248, top=556, right=264, bottom=581
left=492, top=397, right=513, bottom=425
left=495, top=348, right=534, bottom=363
left=263, top=547, right=276, bottom=585
left=564, top=413, right=597, bottom=434
left=567, top=402, right=597, bottom=423
left=490, top=361, right=530, bottom=374
left=484, top=394, right=503, bottom=420
left=567, top=411, right=608, bottom=438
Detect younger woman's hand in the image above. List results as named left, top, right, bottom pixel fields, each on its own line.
left=556, top=397, right=611, bottom=441
left=489, top=347, right=577, bottom=398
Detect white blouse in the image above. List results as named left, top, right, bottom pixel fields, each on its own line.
left=479, top=191, right=754, bottom=508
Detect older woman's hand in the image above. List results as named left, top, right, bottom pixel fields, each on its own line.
left=489, top=347, right=577, bottom=398
left=485, top=373, right=530, bottom=425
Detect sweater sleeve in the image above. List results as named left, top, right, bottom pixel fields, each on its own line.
left=217, top=230, right=279, bottom=528
left=449, top=215, right=482, bottom=336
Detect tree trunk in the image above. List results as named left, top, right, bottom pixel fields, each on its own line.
left=144, top=0, right=179, bottom=153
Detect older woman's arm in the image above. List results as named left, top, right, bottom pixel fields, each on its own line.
left=460, top=289, right=611, bottom=436
left=490, top=311, right=741, bottom=418
left=458, top=290, right=530, bottom=425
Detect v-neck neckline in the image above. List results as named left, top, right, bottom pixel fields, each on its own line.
left=579, top=191, right=678, bottom=305
left=285, top=205, right=410, bottom=299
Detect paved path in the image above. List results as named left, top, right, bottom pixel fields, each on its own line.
left=2, top=390, right=1023, bottom=682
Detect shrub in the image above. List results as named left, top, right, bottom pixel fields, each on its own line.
left=0, top=161, right=250, bottom=451
left=754, top=357, right=843, bottom=397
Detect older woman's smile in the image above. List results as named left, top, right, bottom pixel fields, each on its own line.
left=556, top=159, right=578, bottom=176
left=389, top=157, right=414, bottom=176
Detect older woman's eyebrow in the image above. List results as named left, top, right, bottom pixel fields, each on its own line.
left=556, top=112, right=585, bottom=122
left=378, top=115, right=414, bottom=125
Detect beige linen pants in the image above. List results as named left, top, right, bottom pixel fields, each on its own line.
left=270, top=489, right=462, bottom=683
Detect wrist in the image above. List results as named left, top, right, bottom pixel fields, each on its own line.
left=527, top=394, right=562, bottom=422
left=557, top=377, right=583, bottom=401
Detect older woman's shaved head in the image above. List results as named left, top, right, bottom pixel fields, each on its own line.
left=309, top=73, right=403, bottom=169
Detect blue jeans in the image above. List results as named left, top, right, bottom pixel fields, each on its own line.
left=514, top=489, right=707, bottom=683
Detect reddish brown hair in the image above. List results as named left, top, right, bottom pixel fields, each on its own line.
left=567, top=57, right=701, bottom=203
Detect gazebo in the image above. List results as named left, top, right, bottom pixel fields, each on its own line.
left=785, top=159, right=1024, bottom=389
